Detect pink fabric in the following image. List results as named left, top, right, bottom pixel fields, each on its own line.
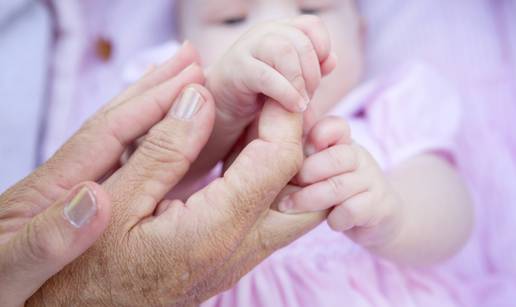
left=43, top=0, right=176, bottom=160
left=200, top=63, right=469, bottom=307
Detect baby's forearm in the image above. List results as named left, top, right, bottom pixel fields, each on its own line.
left=369, top=154, right=473, bottom=266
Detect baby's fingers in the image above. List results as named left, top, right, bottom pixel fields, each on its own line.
left=253, top=34, right=308, bottom=102
left=327, top=192, right=374, bottom=232
left=305, top=116, right=352, bottom=155
left=288, top=15, right=332, bottom=69
left=245, top=58, right=309, bottom=112
left=321, top=52, right=338, bottom=76
left=270, top=26, right=323, bottom=97
left=296, top=144, right=358, bottom=186
left=279, top=172, right=368, bottom=214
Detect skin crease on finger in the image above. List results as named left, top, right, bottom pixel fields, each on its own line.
left=176, top=0, right=365, bottom=122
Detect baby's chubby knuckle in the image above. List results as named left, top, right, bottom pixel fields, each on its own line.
left=351, top=143, right=373, bottom=168
left=257, top=66, right=274, bottom=88
left=291, top=74, right=306, bottom=89
left=275, top=40, right=296, bottom=58
left=328, top=176, right=345, bottom=198
left=298, top=39, right=316, bottom=57
left=327, top=145, right=358, bottom=171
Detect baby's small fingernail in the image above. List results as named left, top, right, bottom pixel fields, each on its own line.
left=304, top=91, right=311, bottom=102
left=298, top=96, right=309, bottom=112
left=278, top=196, right=294, bottom=213
left=304, top=144, right=316, bottom=156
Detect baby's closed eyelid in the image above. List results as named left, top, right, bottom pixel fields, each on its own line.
left=199, top=0, right=249, bottom=24
left=298, top=0, right=335, bottom=14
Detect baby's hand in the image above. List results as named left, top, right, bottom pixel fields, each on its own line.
left=207, top=15, right=336, bottom=119
left=279, top=117, right=404, bottom=247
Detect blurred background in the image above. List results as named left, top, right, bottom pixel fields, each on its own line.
left=1, top=1, right=515, bottom=306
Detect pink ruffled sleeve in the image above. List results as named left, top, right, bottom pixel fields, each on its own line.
left=365, top=63, right=462, bottom=168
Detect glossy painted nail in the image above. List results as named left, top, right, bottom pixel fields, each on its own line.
left=63, top=186, right=97, bottom=228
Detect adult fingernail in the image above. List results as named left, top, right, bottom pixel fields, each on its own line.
left=63, top=186, right=97, bottom=228
left=170, top=87, right=204, bottom=120
left=278, top=196, right=294, bottom=213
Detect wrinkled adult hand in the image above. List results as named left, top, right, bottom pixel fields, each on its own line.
left=0, top=43, right=203, bottom=306
left=0, top=42, right=326, bottom=306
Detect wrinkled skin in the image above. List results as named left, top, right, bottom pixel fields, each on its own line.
left=0, top=44, right=325, bottom=306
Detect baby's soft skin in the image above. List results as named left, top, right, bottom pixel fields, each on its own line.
left=178, top=16, right=337, bottom=187
left=278, top=117, right=473, bottom=266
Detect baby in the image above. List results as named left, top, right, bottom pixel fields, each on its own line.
left=130, top=0, right=474, bottom=305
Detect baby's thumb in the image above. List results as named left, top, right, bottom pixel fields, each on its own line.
left=0, top=182, right=111, bottom=306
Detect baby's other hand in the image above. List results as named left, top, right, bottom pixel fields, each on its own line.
left=207, top=15, right=337, bottom=120
left=279, top=117, right=404, bottom=247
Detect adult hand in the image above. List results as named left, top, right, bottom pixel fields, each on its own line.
left=0, top=42, right=204, bottom=306
left=0, top=42, right=326, bottom=306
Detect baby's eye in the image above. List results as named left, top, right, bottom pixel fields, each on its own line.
left=222, top=16, right=247, bottom=26
left=299, top=7, right=322, bottom=15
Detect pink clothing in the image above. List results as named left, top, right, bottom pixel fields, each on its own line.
left=200, top=63, right=469, bottom=307
left=42, top=0, right=176, bottom=160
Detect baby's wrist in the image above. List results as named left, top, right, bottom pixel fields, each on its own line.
left=364, top=193, right=408, bottom=253
left=359, top=191, right=406, bottom=247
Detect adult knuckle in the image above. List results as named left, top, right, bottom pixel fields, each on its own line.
left=140, top=126, right=191, bottom=166
left=247, top=139, right=302, bottom=185
left=277, top=142, right=304, bottom=175
left=24, top=219, right=58, bottom=262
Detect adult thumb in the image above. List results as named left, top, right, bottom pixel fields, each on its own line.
left=0, top=182, right=111, bottom=307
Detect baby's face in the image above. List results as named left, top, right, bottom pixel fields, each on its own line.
left=177, top=0, right=364, bottom=117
